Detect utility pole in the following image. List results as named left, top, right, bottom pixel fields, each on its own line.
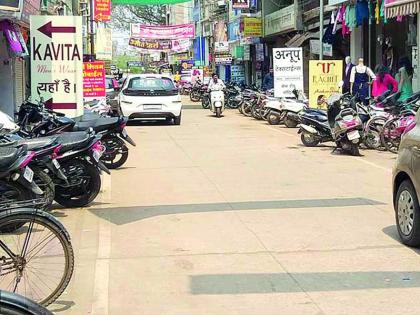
left=89, top=0, right=95, bottom=61
left=319, top=0, right=324, bottom=60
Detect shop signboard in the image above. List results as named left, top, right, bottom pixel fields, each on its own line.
left=129, top=38, right=171, bottom=50
left=243, top=17, right=262, bottom=37
left=273, top=47, right=303, bottom=98
left=309, top=60, right=343, bottom=109
left=96, top=27, right=112, bottom=60
left=127, top=61, right=143, bottom=67
left=233, top=46, right=244, bottom=59
left=232, top=0, right=249, bottom=9
left=231, top=65, right=245, bottom=83
left=0, top=0, right=19, bottom=11
left=30, top=16, right=83, bottom=117
left=228, top=19, right=240, bottom=41
left=215, top=41, right=229, bottom=53
left=244, top=45, right=250, bottom=61
left=131, top=23, right=195, bottom=39
left=171, top=38, right=190, bottom=53
left=94, top=0, right=111, bottom=22
left=83, top=61, right=106, bottom=98
left=264, top=4, right=300, bottom=37
left=215, top=54, right=232, bottom=65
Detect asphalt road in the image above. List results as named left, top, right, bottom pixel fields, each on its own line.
left=52, top=105, right=420, bottom=315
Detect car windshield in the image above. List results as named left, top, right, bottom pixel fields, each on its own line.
left=127, top=77, right=175, bottom=91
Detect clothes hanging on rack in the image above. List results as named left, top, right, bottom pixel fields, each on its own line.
left=356, top=0, right=369, bottom=25
left=341, top=5, right=350, bottom=35
left=345, top=5, right=357, bottom=30
left=375, top=0, right=380, bottom=24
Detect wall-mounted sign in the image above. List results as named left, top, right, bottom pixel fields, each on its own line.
left=228, top=19, right=240, bottom=41
left=273, top=47, right=303, bottom=98
left=94, top=0, right=111, bottom=22
left=243, top=17, right=262, bottom=37
left=215, top=54, right=232, bottom=65
left=83, top=61, right=106, bottom=98
left=30, top=16, right=83, bottom=117
left=129, top=38, right=171, bottom=50
left=127, top=61, right=143, bottom=67
left=131, top=23, right=194, bottom=39
left=232, top=0, right=249, bottom=9
left=309, top=60, right=343, bottom=109
left=309, top=40, right=333, bottom=57
left=231, top=65, right=245, bottom=82
left=215, top=41, right=229, bottom=53
left=256, top=43, right=264, bottom=61
left=265, top=4, right=300, bottom=37
left=244, top=45, right=250, bottom=61
left=171, top=38, right=190, bottom=53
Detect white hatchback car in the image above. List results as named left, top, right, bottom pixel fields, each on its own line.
left=119, top=74, right=182, bottom=124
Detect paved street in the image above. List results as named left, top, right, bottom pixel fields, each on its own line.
left=52, top=103, right=420, bottom=315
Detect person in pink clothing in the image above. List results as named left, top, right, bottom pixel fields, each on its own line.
left=372, top=65, right=398, bottom=98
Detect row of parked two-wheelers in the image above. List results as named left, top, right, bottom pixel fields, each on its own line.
left=237, top=87, right=420, bottom=156
left=0, top=99, right=136, bottom=313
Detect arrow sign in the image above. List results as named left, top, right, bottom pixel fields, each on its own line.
left=45, top=98, right=77, bottom=110
left=38, top=21, right=76, bottom=38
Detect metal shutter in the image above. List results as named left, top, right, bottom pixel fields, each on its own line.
left=13, top=58, right=25, bottom=110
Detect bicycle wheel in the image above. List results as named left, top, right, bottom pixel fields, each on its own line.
left=0, top=210, right=74, bottom=306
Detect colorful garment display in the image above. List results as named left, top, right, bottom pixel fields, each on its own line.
left=341, top=5, right=350, bottom=35
left=375, top=0, right=380, bottom=24
left=345, top=5, right=357, bottom=30
left=356, top=0, right=369, bottom=26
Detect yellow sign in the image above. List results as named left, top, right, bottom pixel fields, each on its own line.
left=243, top=17, right=262, bottom=37
left=309, top=60, right=343, bottom=109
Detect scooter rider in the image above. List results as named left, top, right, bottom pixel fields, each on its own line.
left=207, top=73, right=226, bottom=92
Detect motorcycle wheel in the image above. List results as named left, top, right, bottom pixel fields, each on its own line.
left=284, top=117, right=298, bottom=128
left=190, top=91, right=200, bottom=102
left=202, top=97, right=210, bottom=109
left=33, top=169, right=55, bottom=210
left=268, top=112, right=281, bottom=125
left=238, top=104, right=243, bottom=114
left=364, top=117, right=387, bottom=150
left=251, top=106, right=262, bottom=120
left=101, top=136, right=129, bottom=169
left=241, top=102, right=252, bottom=117
left=349, top=143, right=360, bottom=156
left=216, top=107, right=222, bottom=118
left=301, top=132, right=320, bottom=147
left=55, top=159, right=101, bottom=208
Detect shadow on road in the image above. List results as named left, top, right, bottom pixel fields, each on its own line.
left=382, top=225, right=420, bottom=256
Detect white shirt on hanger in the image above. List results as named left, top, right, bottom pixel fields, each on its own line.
left=350, top=65, right=376, bottom=83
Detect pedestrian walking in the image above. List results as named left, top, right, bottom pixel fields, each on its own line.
left=396, top=56, right=414, bottom=102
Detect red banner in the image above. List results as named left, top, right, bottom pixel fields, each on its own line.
left=83, top=62, right=106, bottom=97
left=94, top=0, right=111, bottom=22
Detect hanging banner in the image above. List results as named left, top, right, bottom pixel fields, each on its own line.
left=129, top=37, right=171, bottom=50
left=232, top=0, right=249, bottom=9
left=273, top=47, right=303, bottom=98
left=113, top=0, right=190, bottom=4
left=309, top=60, right=343, bottom=109
left=130, top=23, right=194, bottom=39
left=243, top=17, right=262, bottom=37
left=96, top=27, right=112, bottom=60
left=171, top=38, right=190, bottom=52
left=83, top=61, right=106, bottom=98
left=94, top=0, right=111, bottom=22
left=30, top=16, right=83, bottom=117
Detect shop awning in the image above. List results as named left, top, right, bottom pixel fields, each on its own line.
left=112, top=0, right=190, bottom=5
left=385, top=0, right=420, bottom=18
left=285, top=32, right=317, bottom=47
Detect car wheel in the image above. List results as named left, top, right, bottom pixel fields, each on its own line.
left=395, top=179, right=420, bottom=247
left=174, top=114, right=181, bottom=125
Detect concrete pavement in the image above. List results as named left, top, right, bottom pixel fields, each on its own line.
left=50, top=104, right=420, bottom=315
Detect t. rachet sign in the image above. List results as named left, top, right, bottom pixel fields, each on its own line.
left=30, top=16, right=83, bottom=117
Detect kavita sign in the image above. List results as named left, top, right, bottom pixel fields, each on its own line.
left=30, top=16, right=83, bottom=117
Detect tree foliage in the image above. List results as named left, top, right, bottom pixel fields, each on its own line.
left=111, top=5, right=166, bottom=31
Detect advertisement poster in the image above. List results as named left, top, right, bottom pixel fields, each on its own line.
left=309, top=60, right=343, bottom=109
left=243, top=17, right=262, bottom=37
left=30, top=16, right=83, bottom=117
left=95, top=0, right=111, bottom=22
left=180, top=60, right=194, bottom=82
left=191, top=68, right=203, bottom=82
left=171, top=38, right=190, bottom=53
left=83, top=61, right=106, bottom=98
left=129, top=38, right=171, bottom=50
left=131, top=23, right=194, bottom=39
left=96, top=27, right=112, bottom=60
left=273, top=47, right=303, bottom=98
left=232, top=0, right=249, bottom=9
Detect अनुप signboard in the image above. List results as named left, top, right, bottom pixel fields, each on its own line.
left=30, top=15, right=83, bottom=117
left=273, top=47, right=304, bottom=98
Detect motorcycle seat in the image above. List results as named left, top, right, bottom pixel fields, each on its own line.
left=73, top=117, right=119, bottom=132
left=56, top=132, right=93, bottom=153
left=0, top=146, right=26, bottom=170
left=17, top=137, right=57, bottom=151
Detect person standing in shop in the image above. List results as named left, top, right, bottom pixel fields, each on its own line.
left=372, top=65, right=398, bottom=98
left=396, top=56, right=414, bottom=102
